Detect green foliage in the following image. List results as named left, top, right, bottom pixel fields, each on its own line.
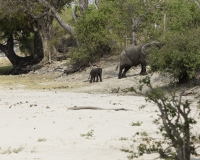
left=19, top=33, right=34, bottom=56
left=148, top=28, right=200, bottom=83
left=0, top=12, right=29, bottom=38
left=122, top=132, right=162, bottom=158
left=123, top=76, right=200, bottom=159
left=80, top=129, right=94, bottom=139
left=130, top=121, right=143, bottom=126
left=52, top=6, right=74, bottom=47
left=71, top=6, right=114, bottom=64
left=147, top=0, right=200, bottom=83
left=71, top=0, right=166, bottom=65
left=100, top=0, right=165, bottom=43
left=132, top=76, right=199, bottom=159
left=119, top=137, right=128, bottom=141
left=166, top=0, right=200, bottom=32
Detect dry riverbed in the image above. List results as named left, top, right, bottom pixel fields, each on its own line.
left=0, top=56, right=200, bottom=160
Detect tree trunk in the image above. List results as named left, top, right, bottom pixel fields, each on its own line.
left=132, top=30, right=137, bottom=46
left=0, top=34, right=39, bottom=74
left=79, top=0, right=88, bottom=13
left=35, top=14, right=54, bottom=65
left=33, top=30, right=44, bottom=62
left=0, top=35, right=19, bottom=67
left=131, top=18, right=141, bottom=46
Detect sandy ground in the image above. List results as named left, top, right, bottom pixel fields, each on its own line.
left=0, top=56, right=200, bottom=160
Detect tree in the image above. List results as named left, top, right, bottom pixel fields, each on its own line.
left=0, top=0, right=74, bottom=74
left=70, top=5, right=113, bottom=66
left=100, top=0, right=165, bottom=46
left=140, top=77, right=198, bottom=160
left=124, top=76, right=200, bottom=159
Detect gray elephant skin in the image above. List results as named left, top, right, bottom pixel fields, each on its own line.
left=89, top=67, right=102, bottom=83
left=116, top=41, right=162, bottom=79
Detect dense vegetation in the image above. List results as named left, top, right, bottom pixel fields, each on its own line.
left=147, top=0, right=200, bottom=83
left=0, top=0, right=199, bottom=83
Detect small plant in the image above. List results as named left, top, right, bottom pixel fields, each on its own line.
left=0, top=146, right=24, bottom=154
left=130, top=121, right=143, bottom=126
left=38, top=138, right=47, bottom=142
left=121, top=133, right=161, bottom=158
left=138, top=105, right=146, bottom=109
left=80, top=130, right=94, bottom=139
left=119, top=137, right=127, bottom=141
left=140, top=131, right=148, bottom=137
left=121, top=148, right=133, bottom=153
left=122, top=87, right=135, bottom=93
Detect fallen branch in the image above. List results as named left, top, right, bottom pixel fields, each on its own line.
left=68, top=106, right=132, bottom=111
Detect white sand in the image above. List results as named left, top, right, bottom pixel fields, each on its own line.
left=0, top=88, right=199, bottom=160
left=0, top=55, right=199, bottom=159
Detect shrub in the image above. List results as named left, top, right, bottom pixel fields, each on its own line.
left=148, top=28, right=200, bottom=84
left=70, top=5, right=116, bottom=65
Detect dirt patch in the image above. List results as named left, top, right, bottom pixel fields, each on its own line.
left=1, top=55, right=200, bottom=95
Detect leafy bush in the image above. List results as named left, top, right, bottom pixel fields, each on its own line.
left=148, top=28, right=200, bottom=83
left=70, top=7, right=114, bottom=65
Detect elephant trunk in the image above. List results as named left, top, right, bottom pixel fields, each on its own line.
left=141, top=43, right=151, bottom=55
left=141, top=41, right=163, bottom=55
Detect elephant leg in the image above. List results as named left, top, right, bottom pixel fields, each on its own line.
left=96, top=75, right=99, bottom=82
left=90, top=75, right=93, bottom=83
left=118, top=66, right=123, bottom=79
left=140, top=61, right=147, bottom=75
left=92, top=75, right=95, bottom=82
left=99, top=74, right=102, bottom=82
left=122, top=66, right=131, bottom=78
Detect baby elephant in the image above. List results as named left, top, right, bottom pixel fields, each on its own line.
left=89, top=67, right=103, bottom=83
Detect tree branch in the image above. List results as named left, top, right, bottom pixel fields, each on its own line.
left=37, top=0, right=74, bottom=35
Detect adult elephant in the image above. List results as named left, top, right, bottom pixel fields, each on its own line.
left=115, top=41, right=162, bottom=79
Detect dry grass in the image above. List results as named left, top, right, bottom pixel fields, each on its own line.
left=0, top=73, right=87, bottom=90
left=0, top=57, right=90, bottom=90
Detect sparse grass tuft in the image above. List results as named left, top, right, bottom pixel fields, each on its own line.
left=140, top=131, right=148, bottom=136
left=0, top=146, right=24, bottom=154
left=122, top=87, right=135, bottom=93
left=130, top=121, right=143, bottom=126
left=38, top=138, right=47, bottom=142
left=80, top=130, right=94, bottom=139
left=119, top=137, right=127, bottom=141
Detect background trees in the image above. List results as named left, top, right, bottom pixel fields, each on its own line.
left=0, top=0, right=199, bottom=82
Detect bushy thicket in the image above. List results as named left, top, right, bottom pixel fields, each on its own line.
left=148, top=28, right=200, bottom=83
left=70, top=6, right=115, bottom=65
left=147, top=0, right=200, bottom=84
